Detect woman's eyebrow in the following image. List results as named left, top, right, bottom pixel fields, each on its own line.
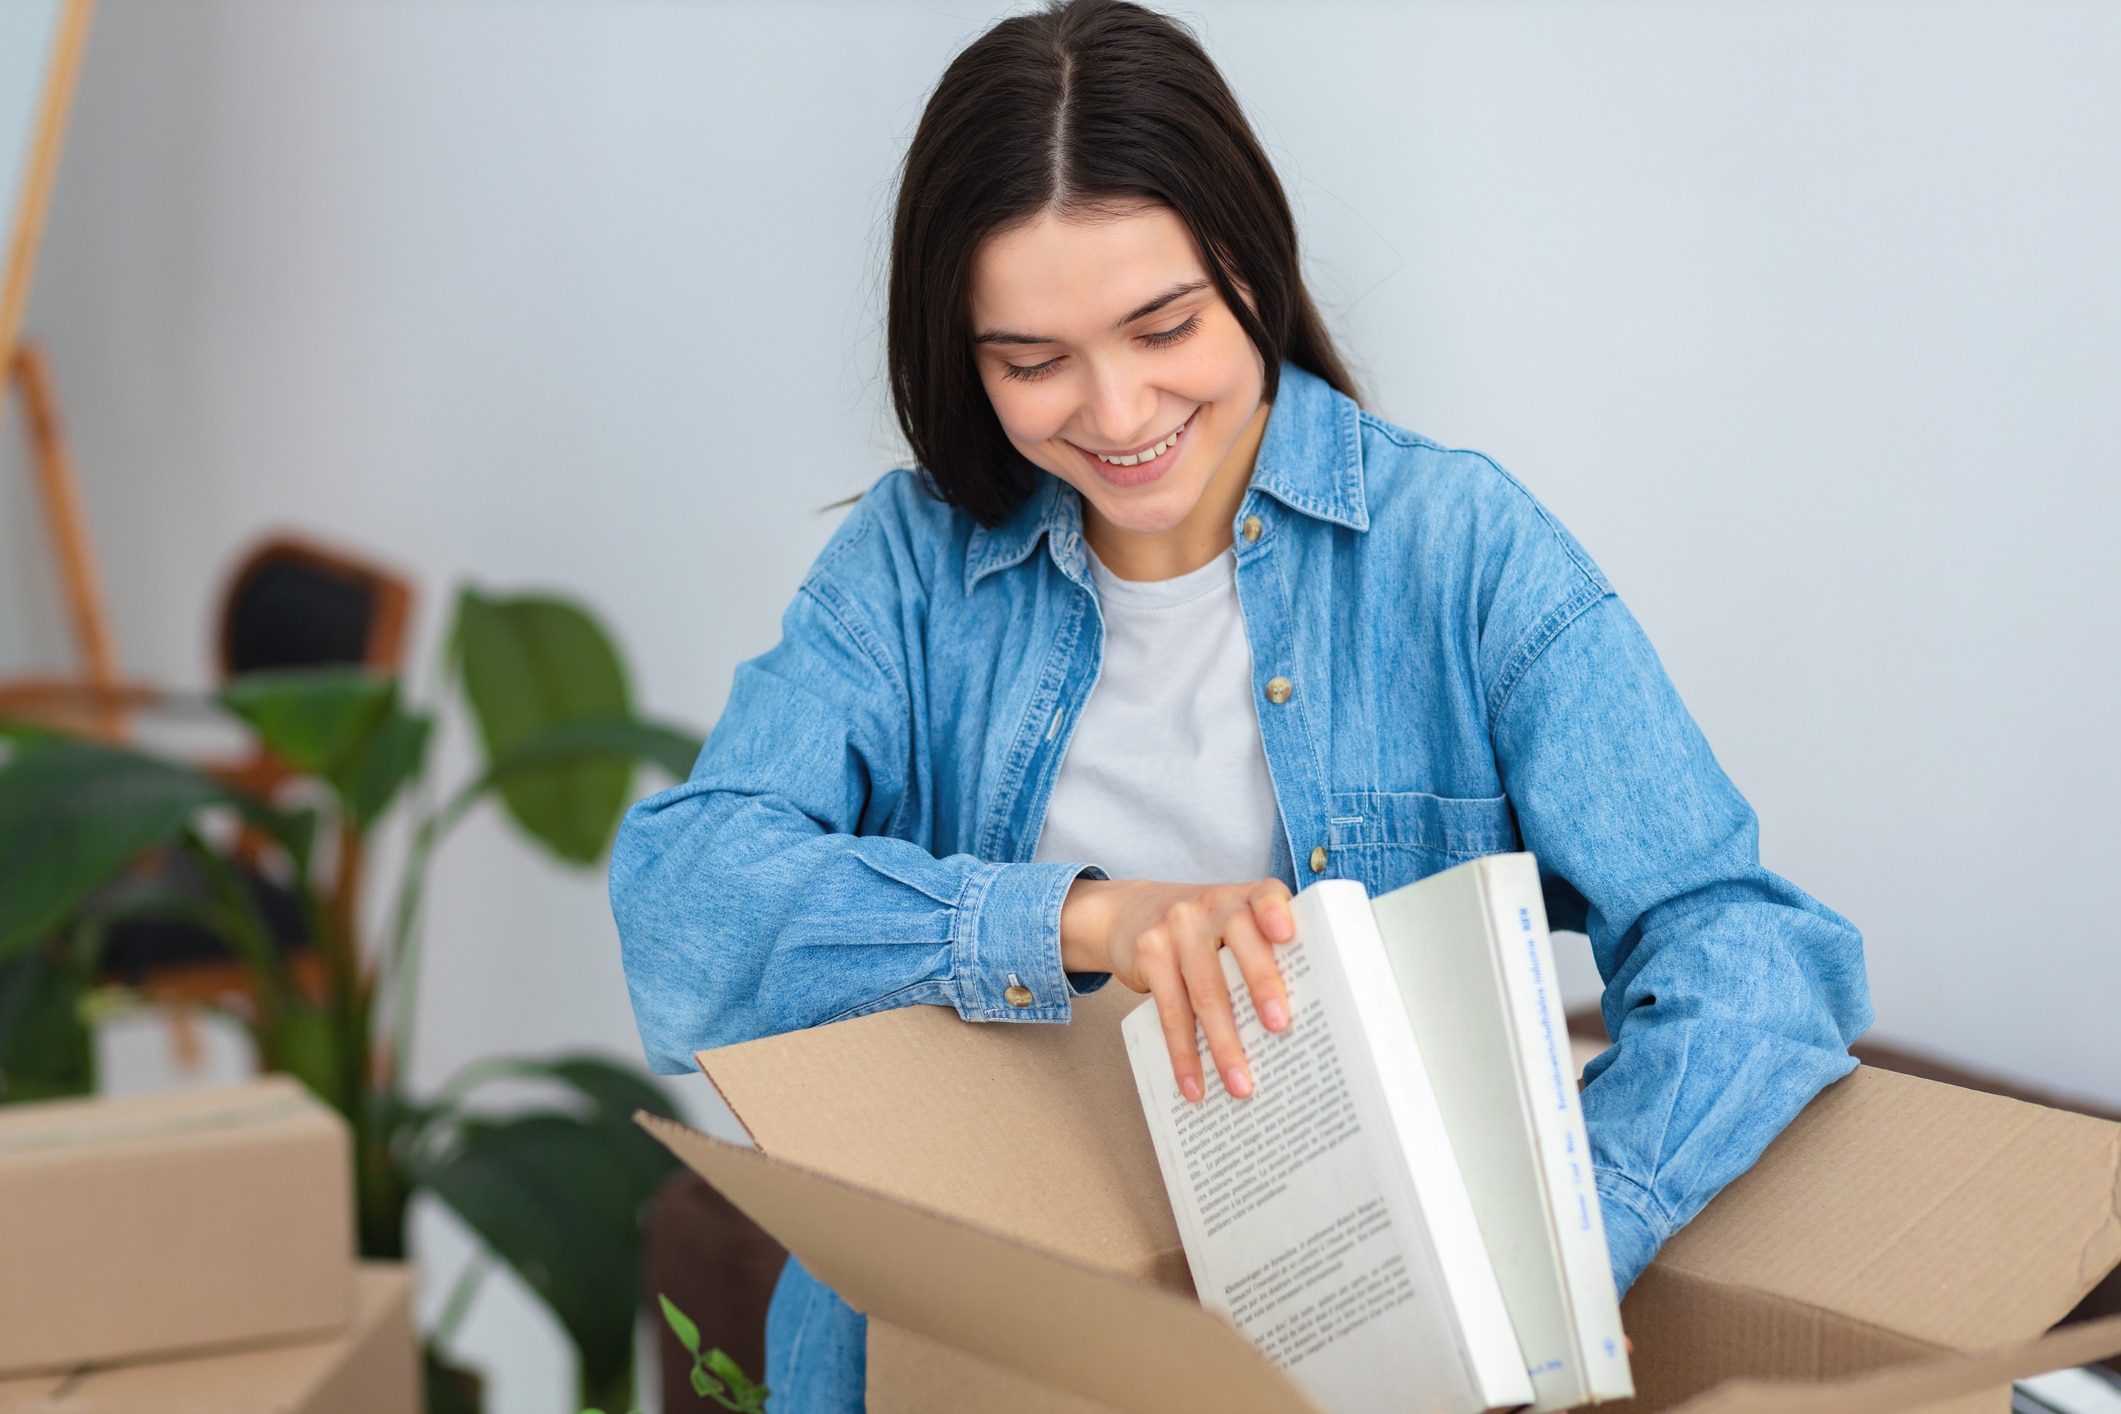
left=973, top=279, right=1213, bottom=346
left=1115, top=279, right=1210, bottom=327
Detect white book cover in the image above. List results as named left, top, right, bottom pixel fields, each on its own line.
left=1122, top=881, right=1531, bottom=1414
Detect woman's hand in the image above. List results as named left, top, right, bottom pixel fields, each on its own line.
left=1059, top=877, right=1296, bottom=1103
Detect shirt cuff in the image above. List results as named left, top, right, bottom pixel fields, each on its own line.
left=951, top=861, right=1096, bottom=1022
left=1595, top=1168, right=1668, bottom=1298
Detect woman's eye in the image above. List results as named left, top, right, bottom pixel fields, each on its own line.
left=1141, top=313, right=1201, bottom=348
left=1001, top=357, right=1061, bottom=382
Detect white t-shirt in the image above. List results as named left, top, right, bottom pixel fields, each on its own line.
left=1032, top=546, right=1279, bottom=883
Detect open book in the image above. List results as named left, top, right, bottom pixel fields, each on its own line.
left=1121, top=854, right=1633, bottom=1414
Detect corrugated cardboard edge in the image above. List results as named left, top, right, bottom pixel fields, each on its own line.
left=1667, top=1312, right=2121, bottom=1414
left=1640, top=1067, right=2121, bottom=1356
left=636, top=1112, right=1324, bottom=1414
left=1618, top=1258, right=1953, bottom=1410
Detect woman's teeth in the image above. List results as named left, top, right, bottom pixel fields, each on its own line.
left=1094, top=425, right=1183, bottom=468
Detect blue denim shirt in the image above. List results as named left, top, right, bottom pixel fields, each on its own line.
left=612, top=365, right=1870, bottom=1388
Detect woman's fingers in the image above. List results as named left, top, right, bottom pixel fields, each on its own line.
left=1115, top=878, right=1305, bottom=1105
left=1247, top=878, right=1296, bottom=944
left=1172, top=902, right=1255, bottom=1099
left=1221, top=905, right=1290, bottom=1032
left=1140, top=929, right=1206, bottom=1102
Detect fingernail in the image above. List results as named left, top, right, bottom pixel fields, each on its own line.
left=1226, top=1066, right=1253, bottom=1099
left=1181, top=1076, right=1203, bottom=1103
left=1260, top=998, right=1288, bottom=1030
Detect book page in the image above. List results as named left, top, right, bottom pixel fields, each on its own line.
left=1123, top=918, right=1491, bottom=1414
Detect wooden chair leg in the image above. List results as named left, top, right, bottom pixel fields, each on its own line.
left=9, top=342, right=123, bottom=739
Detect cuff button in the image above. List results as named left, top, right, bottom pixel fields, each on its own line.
left=1004, top=975, right=1035, bottom=1008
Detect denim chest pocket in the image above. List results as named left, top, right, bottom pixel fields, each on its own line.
left=1323, top=791, right=1520, bottom=896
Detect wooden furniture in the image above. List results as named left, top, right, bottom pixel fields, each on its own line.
left=0, top=0, right=135, bottom=738
left=210, top=535, right=414, bottom=802
left=106, top=536, right=414, bottom=1012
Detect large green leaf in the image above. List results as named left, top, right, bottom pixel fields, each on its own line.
left=221, top=669, right=430, bottom=831
left=221, top=669, right=395, bottom=781
left=0, top=947, right=93, bottom=1104
left=420, top=1115, right=658, bottom=1402
left=455, top=591, right=635, bottom=864
left=0, top=737, right=228, bottom=960
left=525, top=1055, right=683, bottom=1201
left=415, top=1054, right=681, bottom=1404
left=482, top=716, right=702, bottom=794
left=535, top=1055, right=682, bottom=1127
left=342, top=708, right=433, bottom=829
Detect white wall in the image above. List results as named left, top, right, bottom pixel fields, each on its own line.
left=10, top=1, right=2119, bottom=1406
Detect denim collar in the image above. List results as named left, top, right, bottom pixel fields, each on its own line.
left=963, top=363, right=1368, bottom=591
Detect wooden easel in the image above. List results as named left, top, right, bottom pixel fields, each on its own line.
left=0, top=0, right=138, bottom=738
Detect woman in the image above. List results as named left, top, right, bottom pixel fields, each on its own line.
left=612, top=1, right=1871, bottom=1407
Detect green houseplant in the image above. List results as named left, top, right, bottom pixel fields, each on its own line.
left=0, top=588, right=702, bottom=1413
left=581, top=1295, right=770, bottom=1414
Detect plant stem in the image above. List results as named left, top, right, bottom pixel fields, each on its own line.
left=432, top=1253, right=490, bottom=1349
left=381, top=772, right=490, bottom=1088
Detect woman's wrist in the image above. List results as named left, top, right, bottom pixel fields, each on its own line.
left=1059, top=875, right=1115, bottom=974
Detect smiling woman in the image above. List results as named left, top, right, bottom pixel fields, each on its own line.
left=970, top=210, right=1268, bottom=577
left=609, top=1, right=1871, bottom=1410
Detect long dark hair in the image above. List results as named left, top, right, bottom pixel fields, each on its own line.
left=887, top=0, right=1358, bottom=528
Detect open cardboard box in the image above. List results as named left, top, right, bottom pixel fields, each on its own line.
left=640, top=987, right=2121, bottom=1413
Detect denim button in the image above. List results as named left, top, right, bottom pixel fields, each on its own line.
left=1308, top=845, right=1328, bottom=874
left=1005, top=984, right=1034, bottom=1007
left=1242, top=515, right=1263, bottom=543
left=1266, top=676, right=1293, bottom=704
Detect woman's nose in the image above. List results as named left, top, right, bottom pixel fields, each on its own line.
left=1080, top=366, right=1160, bottom=447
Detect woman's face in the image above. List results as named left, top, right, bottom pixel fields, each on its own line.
left=969, top=203, right=1267, bottom=543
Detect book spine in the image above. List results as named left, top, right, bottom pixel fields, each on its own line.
left=1482, top=857, right=1635, bottom=1403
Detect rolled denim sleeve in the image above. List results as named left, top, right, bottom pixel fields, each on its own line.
left=1490, top=591, right=1872, bottom=1295
left=610, top=576, right=1089, bottom=1074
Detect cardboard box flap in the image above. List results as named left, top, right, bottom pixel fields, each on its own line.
left=696, top=987, right=1188, bottom=1291
left=1665, top=1312, right=2121, bottom=1414
left=1649, top=1065, right=2121, bottom=1352
left=638, top=1114, right=1322, bottom=1414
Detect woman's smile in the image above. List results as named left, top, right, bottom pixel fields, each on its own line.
left=1070, top=410, right=1196, bottom=485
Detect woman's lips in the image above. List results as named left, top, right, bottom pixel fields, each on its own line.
left=1069, top=411, right=1196, bottom=488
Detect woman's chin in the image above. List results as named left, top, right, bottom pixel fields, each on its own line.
left=1078, top=483, right=1207, bottom=539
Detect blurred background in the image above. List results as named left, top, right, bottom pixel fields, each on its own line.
left=3, top=1, right=2116, bottom=1409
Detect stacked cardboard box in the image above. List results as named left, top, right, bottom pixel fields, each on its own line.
left=646, top=984, right=2121, bottom=1414
left=0, top=1077, right=417, bottom=1412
